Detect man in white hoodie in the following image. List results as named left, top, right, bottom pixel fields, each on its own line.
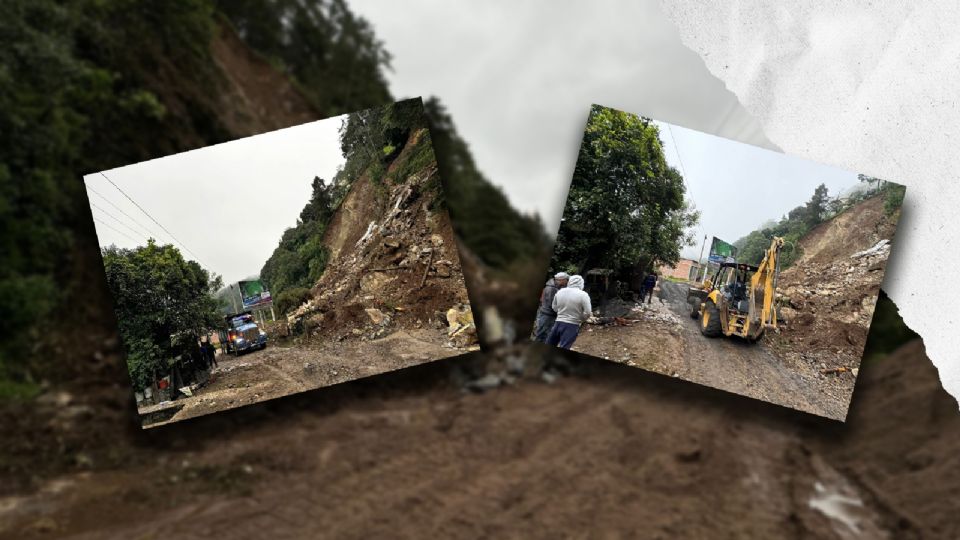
left=545, top=274, right=592, bottom=349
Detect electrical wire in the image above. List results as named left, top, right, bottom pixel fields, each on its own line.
left=91, top=216, right=141, bottom=245
left=87, top=185, right=169, bottom=243
left=99, top=171, right=213, bottom=269
left=667, top=123, right=709, bottom=261
left=90, top=203, right=154, bottom=241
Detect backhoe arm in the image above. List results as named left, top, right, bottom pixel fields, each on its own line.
left=750, top=237, right=784, bottom=330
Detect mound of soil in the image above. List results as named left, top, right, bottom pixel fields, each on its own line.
left=287, top=128, right=472, bottom=348
left=770, top=195, right=901, bottom=403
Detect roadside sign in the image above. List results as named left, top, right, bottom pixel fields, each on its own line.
left=707, top=237, right=737, bottom=264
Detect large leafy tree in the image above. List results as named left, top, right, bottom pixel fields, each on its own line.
left=260, top=176, right=335, bottom=302
left=552, top=105, right=699, bottom=273
left=803, top=183, right=829, bottom=227
left=734, top=184, right=833, bottom=267
left=102, top=241, right=222, bottom=391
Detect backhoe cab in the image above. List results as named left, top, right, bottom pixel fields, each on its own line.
left=687, top=237, right=784, bottom=342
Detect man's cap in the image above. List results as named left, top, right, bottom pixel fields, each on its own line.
left=554, top=272, right=570, bottom=280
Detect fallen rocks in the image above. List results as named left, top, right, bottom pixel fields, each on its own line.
left=364, top=307, right=387, bottom=325
left=434, top=260, right=452, bottom=278
left=446, top=304, right=478, bottom=348
left=851, top=239, right=890, bottom=259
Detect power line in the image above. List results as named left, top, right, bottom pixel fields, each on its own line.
left=667, top=123, right=708, bottom=254
left=90, top=202, right=153, bottom=241
left=86, top=185, right=169, bottom=243
left=667, top=123, right=689, bottom=181
left=99, top=171, right=211, bottom=269
left=92, top=216, right=141, bottom=245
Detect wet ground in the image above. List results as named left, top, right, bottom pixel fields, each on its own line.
left=575, top=281, right=848, bottom=420
left=3, top=340, right=949, bottom=539
left=142, top=328, right=471, bottom=427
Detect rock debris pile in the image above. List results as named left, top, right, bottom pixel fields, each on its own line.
left=285, top=129, right=474, bottom=350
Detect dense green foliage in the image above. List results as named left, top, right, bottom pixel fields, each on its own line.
left=551, top=105, right=699, bottom=274
left=273, top=287, right=313, bottom=317
left=260, top=176, right=336, bottom=306
left=735, top=179, right=906, bottom=267
left=216, top=0, right=393, bottom=116
left=0, top=0, right=225, bottom=382
left=425, top=99, right=550, bottom=269
left=855, top=174, right=906, bottom=217
left=337, top=98, right=427, bottom=188
left=0, top=0, right=399, bottom=386
left=734, top=185, right=827, bottom=268
left=102, top=241, right=222, bottom=391
left=884, top=183, right=906, bottom=216
left=1, top=0, right=554, bottom=389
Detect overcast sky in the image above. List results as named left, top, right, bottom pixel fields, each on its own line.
left=350, top=1, right=778, bottom=234
left=654, top=119, right=859, bottom=260
left=84, top=115, right=347, bottom=284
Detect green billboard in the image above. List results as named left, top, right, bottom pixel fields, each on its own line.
left=708, top=237, right=737, bottom=264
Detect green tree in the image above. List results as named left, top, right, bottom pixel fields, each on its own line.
left=260, top=177, right=334, bottom=300
left=884, top=183, right=906, bottom=216
left=803, top=183, right=830, bottom=227
left=217, top=0, right=392, bottom=116
left=102, top=241, right=223, bottom=391
left=274, top=287, right=312, bottom=316
left=858, top=173, right=884, bottom=194
left=551, top=105, right=699, bottom=273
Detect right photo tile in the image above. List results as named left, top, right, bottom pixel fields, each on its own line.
left=536, top=104, right=905, bottom=421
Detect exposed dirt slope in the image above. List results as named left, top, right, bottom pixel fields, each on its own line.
left=770, top=194, right=901, bottom=415
left=288, top=129, right=472, bottom=348
left=209, top=23, right=320, bottom=136
left=792, top=195, right=897, bottom=267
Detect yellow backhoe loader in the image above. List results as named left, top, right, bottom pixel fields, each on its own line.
left=686, top=237, right=784, bottom=341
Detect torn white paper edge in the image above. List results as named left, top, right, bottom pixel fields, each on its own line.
left=659, top=0, right=960, bottom=406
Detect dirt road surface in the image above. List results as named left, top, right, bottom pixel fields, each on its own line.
left=1, top=340, right=956, bottom=539
left=575, top=281, right=847, bottom=420
left=142, top=328, right=469, bottom=427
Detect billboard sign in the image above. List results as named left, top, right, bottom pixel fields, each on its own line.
left=239, top=279, right=272, bottom=309
left=707, top=237, right=737, bottom=265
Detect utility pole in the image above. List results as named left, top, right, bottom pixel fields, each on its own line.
left=697, top=234, right=708, bottom=283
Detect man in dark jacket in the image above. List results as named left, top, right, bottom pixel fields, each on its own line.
left=533, top=272, right=568, bottom=342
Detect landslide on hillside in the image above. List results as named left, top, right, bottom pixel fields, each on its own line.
left=288, top=128, right=472, bottom=347
left=771, top=194, right=901, bottom=397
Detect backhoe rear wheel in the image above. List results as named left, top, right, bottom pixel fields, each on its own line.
left=699, top=300, right=722, bottom=337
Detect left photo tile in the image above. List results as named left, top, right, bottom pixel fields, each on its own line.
left=84, top=98, right=478, bottom=428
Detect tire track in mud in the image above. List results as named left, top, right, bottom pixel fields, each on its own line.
left=658, top=281, right=843, bottom=420
left=15, top=364, right=904, bottom=539
left=204, top=383, right=617, bottom=539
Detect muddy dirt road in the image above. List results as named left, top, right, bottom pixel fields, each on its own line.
left=576, top=281, right=848, bottom=420
left=2, top=340, right=955, bottom=539
left=142, top=328, right=470, bottom=427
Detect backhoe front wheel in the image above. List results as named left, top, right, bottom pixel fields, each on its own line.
left=699, top=300, right=722, bottom=337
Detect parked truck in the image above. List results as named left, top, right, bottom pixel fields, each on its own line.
left=218, top=311, right=268, bottom=356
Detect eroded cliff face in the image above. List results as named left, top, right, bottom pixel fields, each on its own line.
left=285, top=128, right=473, bottom=349
left=771, top=195, right=901, bottom=404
